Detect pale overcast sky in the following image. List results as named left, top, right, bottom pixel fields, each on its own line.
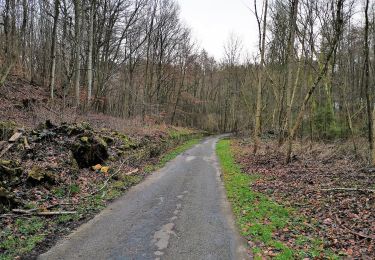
left=178, top=0, right=260, bottom=61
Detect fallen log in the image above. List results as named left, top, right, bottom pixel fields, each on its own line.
left=11, top=203, right=75, bottom=215
left=24, top=136, right=31, bottom=149
left=321, top=187, right=375, bottom=193
left=0, top=132, right=23, bottom=158
left=8, top=132, right=23, bottom=142
left=11, top=209, right=76, bottom=216
left=36, top=211, right=77, bottom=216
left=12, top=209, right=33, bottom=214
left=343, top=225, right=375, bottom=240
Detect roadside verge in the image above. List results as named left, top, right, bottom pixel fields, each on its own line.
left=0, top=122, right=204, bottom=260
left=216, top=138, right=340, bottom=259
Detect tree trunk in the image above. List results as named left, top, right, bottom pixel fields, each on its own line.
left=74, top=0, right=82, bottom=107
left=254, top=0, right=268, bottom=154
left=49, top=0, right=60, bottom=100
left=364, top=0, right=373, bottom=152
left=285, top=0, right=299, bottom=163
left=87, top=0, right=95, bottom=106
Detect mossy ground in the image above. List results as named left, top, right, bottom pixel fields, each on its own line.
left=1, top=217, right=46, bottom=260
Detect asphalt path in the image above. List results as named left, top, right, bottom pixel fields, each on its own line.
left=39, top=136, right=249, bottom=260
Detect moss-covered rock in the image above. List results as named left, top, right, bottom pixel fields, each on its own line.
left=112, top=132, right=138, bottom=150
left=97, top=137, right=108, bottom=148
left=71, top=134, right=109, bottom=168
left=69, top=152, right=80, bottom=174
left=0, top=186, right=19, bottom=213
left=27, top=166, right=56, bottom=184
left=80, top=136, right=89, bottom=143
left=0, top=160, right=23, bottom=187
left=79, top=122, right=92, bottom=130
left=0, top=121, right=17, bottom=141
left=58, top=122, right=93, bottom=136
left=102, top=136, right=114, bottom=146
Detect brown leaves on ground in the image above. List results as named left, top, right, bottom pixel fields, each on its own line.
left=233, top=138, right=375, bottom=258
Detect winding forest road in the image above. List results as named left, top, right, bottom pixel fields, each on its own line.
left=39, top=137, right=248, bottom=260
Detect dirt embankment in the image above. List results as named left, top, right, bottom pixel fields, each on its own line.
left=0, top=119, right=202, bottom=259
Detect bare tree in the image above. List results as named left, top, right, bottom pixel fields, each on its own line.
left=49, top=0, right=60, bottom=99
left=253, top=0, right=268, bottom=154
left=285, top=0, right=345, bottom=163
left=73, top=0, right=82, bottom=106
left=87, top=0, right=95, bottom=106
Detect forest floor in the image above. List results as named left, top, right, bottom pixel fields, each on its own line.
left=0, top=77, right=204, bottom=259
left=219, top=137, right=375, bottom=259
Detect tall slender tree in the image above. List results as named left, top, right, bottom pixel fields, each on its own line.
left=254, top=0, right=268, bottom=154
left=73, top=0, right=82, bottom=107
left=49, top=0, right=60, bottom=99
left=87, top=0, right=95, bottom=106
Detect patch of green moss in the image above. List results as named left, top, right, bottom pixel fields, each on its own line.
left=0, top=160, right=11, bottom=166
left=112, top=132, right=137, bottom=149
left=24, top=202, right=38, bottom=210
left=76, top=121, right=92, bottom=131
left=80, top=136, right=89, bottom=143
left=93, top=136, right=107, bottom=148
left=112, top=181, right=125, bottom=189
left=102, top=136, right=114, bottom=145
left=57, top=214, right=78, bottom=224
left=103, top=189, right=122, bottom=200
left=68, top=184, right=80, bottom=194
left=0, top=121, right=17, bottom=141
left=27, top=166, right=55, bottom=183
left=0, top=160, right=23, bottom=175
left=52, top=187, right=65, bottom=198
left=0, top=217, right=46, bottom=259
left=143, top=165, right=156, bottom=174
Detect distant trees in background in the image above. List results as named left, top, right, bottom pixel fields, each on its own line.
left=251, top=0, right=375, bottom=164
left=0, top=0, right=375, bottom=163
left=0, top=0, right=241, bottom=132
left=0, top=0, right=213, bottom=126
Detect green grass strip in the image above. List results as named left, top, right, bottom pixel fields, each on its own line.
left=216, top=139, right=340, bottom=260
left=216, top=139, right=293, bottom=259
left=158, top=138, right=202, bottom=166
left=144, top=138, right=202, bottom=173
